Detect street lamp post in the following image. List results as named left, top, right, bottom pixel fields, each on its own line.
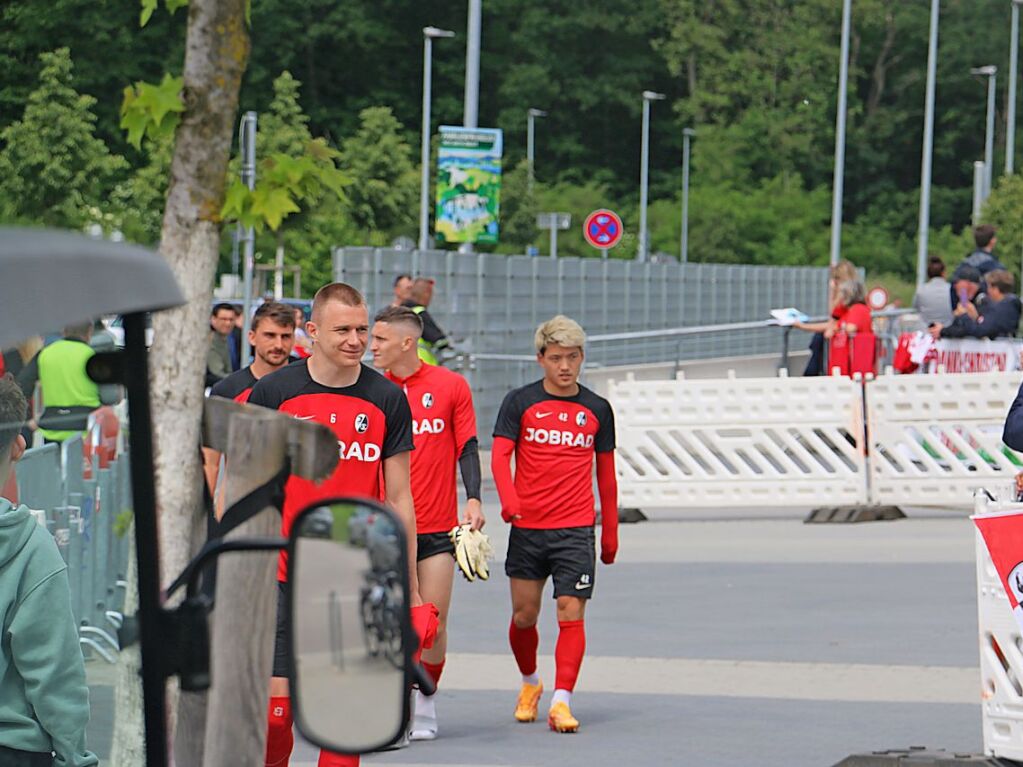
left=419, top=26, right=455, bottom=252
left=972, top=65, right=998, bottom=199
left=829, top=0, right=852, bottom=268
left=679, top=127, right=695, bottom=264
left=527, top=108, right=547, bottom=194
left=916, top=0, right=940, bottom=288
left=239, top=111, right=257, bottom=367
left=1007, top=0, right=1023, bottom=177
left=638, top=90, right=665, bottom=262
left=464, top=0, right=482, bottom=128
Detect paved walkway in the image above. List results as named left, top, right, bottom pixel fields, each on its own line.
left=85, top=500, right=985, bottom=765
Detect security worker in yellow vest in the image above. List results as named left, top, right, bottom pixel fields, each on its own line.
left=403, top=277, right=451, bottom=365
left=17, top=321, right=120, bottom=443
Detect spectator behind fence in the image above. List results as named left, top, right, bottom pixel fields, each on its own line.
left=797, top=260, right=858, bottom=376
left=950, top=225, right=1006, bottom=305
left=0, top=376, right=99, bottom=767
left=391, top=273, right=413, bottom=308
left=17, top=321, right=120, bottom=443
left=206, top=302, right=236, bottom=386
left=403, top=277, right=451, bottom=365
left=931, top=269, right=1021, bottom=340
left=948, top=264, right=984, bottom=314
left=913, top=256, right=954, bottom=327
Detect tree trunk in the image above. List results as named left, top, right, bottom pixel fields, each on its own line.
left=110, top=0, right=250, bottom=761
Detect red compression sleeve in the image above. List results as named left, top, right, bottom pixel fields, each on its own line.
left=318, top=751, right=359, bottom=766
left=509, top=620, right=539, bottom=676
left=554, top=620, right=586, bottom=692
left=265, top=696, right=294, bottom=767
left=491, top=436, right=521, bottom=522
left=596, top=452, right=619, bottom=564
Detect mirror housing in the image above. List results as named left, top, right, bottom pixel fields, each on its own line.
left=287, top=498, right=414, bottom=754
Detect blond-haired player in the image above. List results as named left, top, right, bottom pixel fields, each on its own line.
left=491, top=315, right=619, bottom=733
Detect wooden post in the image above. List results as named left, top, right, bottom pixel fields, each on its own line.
left=201, top=411, right=288, bottom=766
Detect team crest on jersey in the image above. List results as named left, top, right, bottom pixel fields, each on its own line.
left=576, top=411, right=587, bottom=427
left=354, top=413, right=369, bottom=433
left=422, top=392, right=434, bottom=409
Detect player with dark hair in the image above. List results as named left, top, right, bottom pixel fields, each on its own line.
left=249, top=283, right=419, bottom=767
left=491, top=315, right=619, bottom=734
left=371, top=305, right=483, bottom=740
left=202, top=301, right=296, bottom=512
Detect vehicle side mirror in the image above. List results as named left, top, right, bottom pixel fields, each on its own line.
left=288, top=498, right=413, bottom=753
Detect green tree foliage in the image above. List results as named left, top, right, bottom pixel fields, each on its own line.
left=0, top=48, right=127, bottom=228
left=339, top=106, right=418, bottom=236
left=2, top=0, right=1021, bottom=281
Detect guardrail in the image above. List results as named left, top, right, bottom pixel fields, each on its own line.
left=15, top=428, right=131, bottom=663
left=610, top=369, right=1023, bottom=513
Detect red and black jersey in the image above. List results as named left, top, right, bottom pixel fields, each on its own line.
left=209, top=366, right=258, bottom=403
left=385, top=364, right=476, bottom=534
left=248, top=360, right=414, bottom=580
left=493, top=380, right=615, bottom=530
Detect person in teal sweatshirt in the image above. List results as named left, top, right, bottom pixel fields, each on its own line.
left=0, top=375, right=98, bottom=766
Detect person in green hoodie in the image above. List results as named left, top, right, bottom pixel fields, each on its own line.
left=0, top=375, right=98, bottom=767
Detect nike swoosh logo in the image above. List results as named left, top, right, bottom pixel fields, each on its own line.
left=536, top=412, right=553, bottom=419
left=575, top=581, right=591, bottom=590
left=294, top=415, right=316, bottom=421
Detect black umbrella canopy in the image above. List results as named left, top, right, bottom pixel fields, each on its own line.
left=0, top=228, right=185, bottom=348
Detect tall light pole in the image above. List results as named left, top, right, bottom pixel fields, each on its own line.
left=916, top=0, right=940, bottom=288
left=638, top=90, right=665, bottom=262
left=829, top=0, right=852, bottom=267
left=1009, top=2, right=1022, bottom=174
left=464, top=0, right=482, bottom=128
left=972, top=65, right=998, bottom=199
left=239, top=111, right=257, bottom=367
left=679, top=128, right=695, bottom=264
left=419, top=26, right=455, bottom=252
left=527, top=108, right=547, bottom=193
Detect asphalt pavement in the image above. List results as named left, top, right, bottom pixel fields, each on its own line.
left=84, top=495, right=985, bottom=766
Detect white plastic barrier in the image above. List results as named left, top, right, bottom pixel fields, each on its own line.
left=870, top=373, right=1023, bottom=507
left=975, top=491, right=1023, bottom=761
left=611, top=372, right=868, bottom=510
left=611, top=370, right=1023, bottom=511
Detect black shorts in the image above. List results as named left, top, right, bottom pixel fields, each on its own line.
left=417, top=531, right=455, bottom=561
left=505, top=526, right=596, bottom=599
left=272, top=580, right=290, bottom=678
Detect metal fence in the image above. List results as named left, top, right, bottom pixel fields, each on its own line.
left=15, top=432, right=131, bottom=663
left=333, top=247, right=830, bottom=444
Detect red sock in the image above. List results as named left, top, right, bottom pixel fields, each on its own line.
left=509, top=620, right=539, bottom=677
left=265, top=696, right=293, bottom=766
left=555, top=620, right=586, bottom=692
left=317, top=751, right=359, bottom=766
left=423, top=659, right=445, bottom=688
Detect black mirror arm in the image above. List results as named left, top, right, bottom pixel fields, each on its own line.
left=164, top=536, right=286, bottom=601
left=412, top=663, right=436, bottom=697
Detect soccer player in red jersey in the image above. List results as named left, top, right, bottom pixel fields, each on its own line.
left=203, top=301, right=296, bottom=510
left=248, top=284, right=420, bottom=767
left=491, top=315, right=618, bottom=734
left=370, top=306, right=484, bottom=741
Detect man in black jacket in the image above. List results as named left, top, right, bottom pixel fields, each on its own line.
left=931, top=270, right=1021, bottom=341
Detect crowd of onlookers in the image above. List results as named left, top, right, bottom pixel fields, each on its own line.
left=913, top=225, right=1021, bottom=342
left=789, top=225, right=1021, bottom=378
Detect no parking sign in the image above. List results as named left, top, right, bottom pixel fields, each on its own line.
left=583, top=209, right=624, bottom=253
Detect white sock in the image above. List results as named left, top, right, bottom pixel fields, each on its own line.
left=522, top=672, right=540, bottom=686
left=551, top=689, right=572, bottom=707
left=414, top=690, right=436, bottom=719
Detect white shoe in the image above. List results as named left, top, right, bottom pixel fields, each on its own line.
left=410, top=690, right=438, bottom=740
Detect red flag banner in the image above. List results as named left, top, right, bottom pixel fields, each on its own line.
left=974, top=509, right=1023, bottom=633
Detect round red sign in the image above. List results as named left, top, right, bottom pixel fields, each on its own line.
left=583, top=209, right=624, bottom=250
